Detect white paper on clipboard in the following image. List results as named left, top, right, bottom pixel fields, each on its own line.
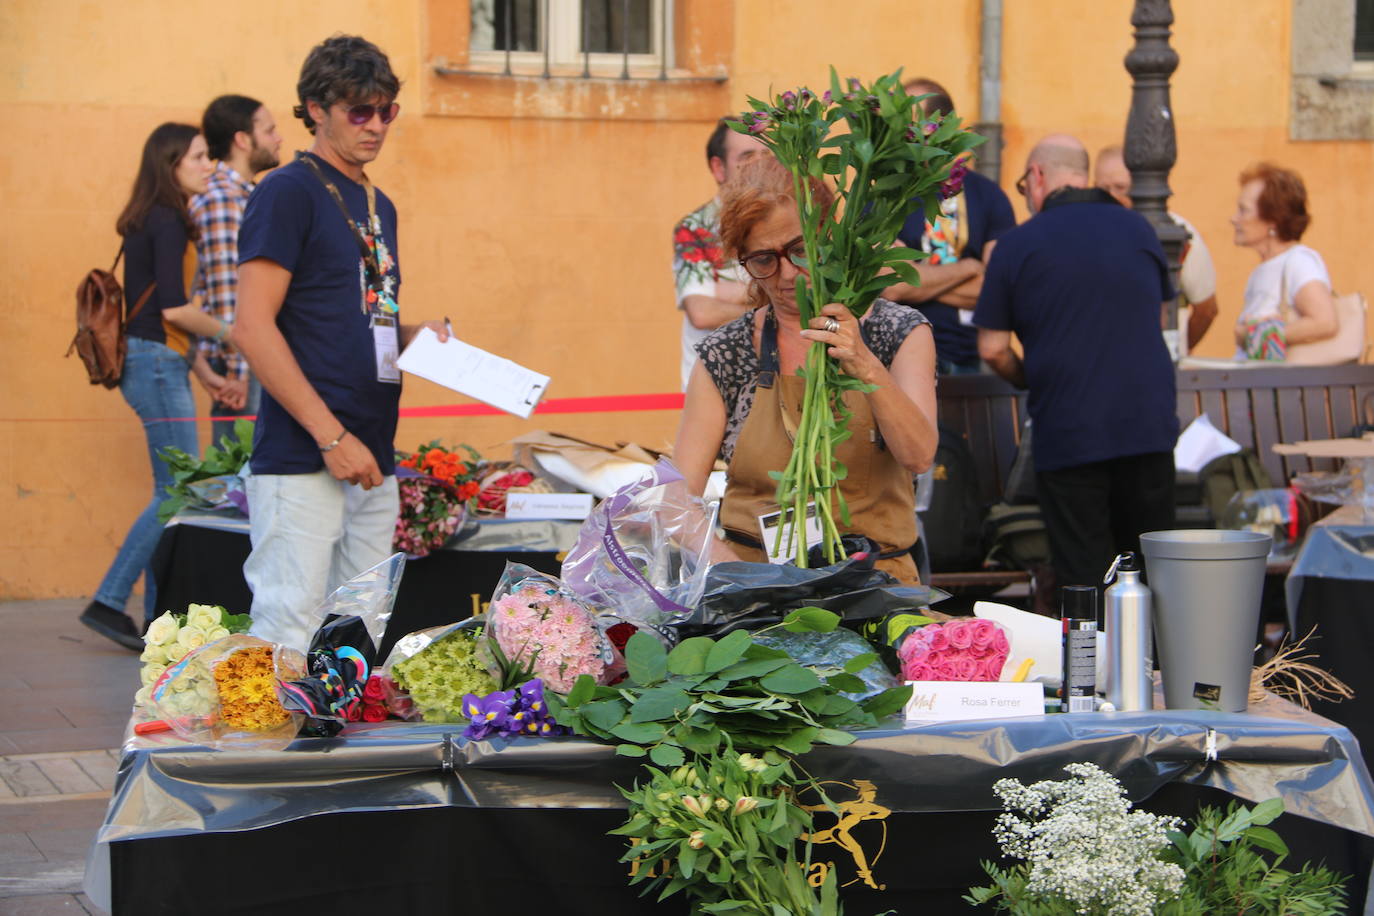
left=396, top=327, right=549, bottom=419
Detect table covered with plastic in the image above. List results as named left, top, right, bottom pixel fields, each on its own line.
left=1286, top=502, right=1374, bottom=784
left=86, top=694, right=1374, bottom=914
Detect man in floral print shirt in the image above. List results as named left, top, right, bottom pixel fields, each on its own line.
left=672, top=119, right=766, bottom=388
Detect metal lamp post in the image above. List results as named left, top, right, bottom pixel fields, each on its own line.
left=1124, top=0, right=1190, bottom=356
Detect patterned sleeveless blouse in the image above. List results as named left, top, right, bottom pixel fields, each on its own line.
left=695, top=299, right=931, bottom=463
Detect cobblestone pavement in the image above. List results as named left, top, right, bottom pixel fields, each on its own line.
left=0, top=597, right=142, bottom=915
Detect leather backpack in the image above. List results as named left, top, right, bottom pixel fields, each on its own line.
left=67, top=245, right=154, bottom=388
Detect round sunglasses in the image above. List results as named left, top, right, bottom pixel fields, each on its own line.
left=344, top=101, right=400, bottom=126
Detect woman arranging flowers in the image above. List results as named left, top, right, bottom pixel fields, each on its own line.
left=674, top=74, right=977, bottom=580
left=674, top=155, right=938, bottom=584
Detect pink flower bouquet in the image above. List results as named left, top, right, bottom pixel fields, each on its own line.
left=897, top=618, right=1010, bottom=682
left=487, top=566, right=615, bottom=694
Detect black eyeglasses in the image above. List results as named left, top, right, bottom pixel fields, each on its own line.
left=1015, top=165, right=1034, bottom=198
left=344, top=101, right=400, bottom=126
left=739, top=236, right=807, bottom=280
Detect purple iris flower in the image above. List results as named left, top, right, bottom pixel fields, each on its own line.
left=517, top=679, right=546, bottom=715
left=821, top=90, right=832, bottom=105
left=780, top=91, right=797, bottom=110
left=462, top=689, right=515, bottom=740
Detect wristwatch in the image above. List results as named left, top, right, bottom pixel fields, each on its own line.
left=319, top=431, right=346, bottom=453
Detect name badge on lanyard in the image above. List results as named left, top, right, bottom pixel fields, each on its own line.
left=372, top=314, right=400, bottom=384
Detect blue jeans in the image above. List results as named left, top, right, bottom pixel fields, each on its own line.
left=94, top=337, right=199, bottom=621
left=208, top=356, right=261, bottom=450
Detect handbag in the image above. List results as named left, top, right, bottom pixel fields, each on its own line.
left=66, top=244, right=155, bottom=388
left=1285, top=291, right=1367, bottom=365
left=1276, top=256, right=1367, bottom=365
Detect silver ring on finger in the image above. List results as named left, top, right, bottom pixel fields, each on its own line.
left=824, top=317, right=840, bottom=334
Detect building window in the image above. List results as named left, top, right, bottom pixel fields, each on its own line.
left=1358, top=0, right=1374, bottom=61
left=469, top=0, right=669, bottom=76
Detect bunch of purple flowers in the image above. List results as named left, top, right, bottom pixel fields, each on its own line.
left=460, top=679, right=569, bottom=741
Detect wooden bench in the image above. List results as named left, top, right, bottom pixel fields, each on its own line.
left=927, top=364, right=1374, bottom=591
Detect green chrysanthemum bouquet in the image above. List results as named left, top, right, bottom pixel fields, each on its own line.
left=733, top=69, right=982, bottom=566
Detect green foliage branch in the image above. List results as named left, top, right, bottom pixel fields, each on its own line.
left=732, top=70, right=982, bottom=565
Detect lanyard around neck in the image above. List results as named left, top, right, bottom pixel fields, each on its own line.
left=297, top=151, right=383, bottom=292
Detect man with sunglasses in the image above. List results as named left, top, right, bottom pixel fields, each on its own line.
left=974, top=133, right=1177, bottom=604
left=233, top=35, right=446, bottom=652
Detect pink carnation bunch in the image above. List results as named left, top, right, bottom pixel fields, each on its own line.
left=897, top=618, right=1010, bottom=682
left=489, top=583, right=608, bottom=694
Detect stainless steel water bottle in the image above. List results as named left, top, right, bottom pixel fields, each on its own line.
left=1103, top=552, right=1153, bottom=712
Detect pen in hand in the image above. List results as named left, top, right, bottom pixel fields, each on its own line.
left=443, top=316, right=453, bottom=341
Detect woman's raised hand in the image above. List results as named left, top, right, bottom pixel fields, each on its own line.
left=801, top=303, right=881, bottom=384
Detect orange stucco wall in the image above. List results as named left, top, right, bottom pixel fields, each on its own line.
left=1, top=0, right=1364, bottom=599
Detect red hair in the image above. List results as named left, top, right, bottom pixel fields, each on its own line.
left=719, top=156, right=835, bottom=260
left=718, top=157, right=835, bottom=307
left=1239, top=162, right=1310, bottom=241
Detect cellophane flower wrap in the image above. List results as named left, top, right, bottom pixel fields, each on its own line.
left=487, top=563, right=617, bottom=695
left=560, top=460, right=713, bottom=629
left=737, top=71, right=982, bottom=566
left=897, top=617, right=1010, bottom=682
left=135, top=603, right=250, bottom=714
left=393, top=441, right=483, bottom=558
left=148, top=633, right=307, bottom=751
left=381, top=619, right=499, bottom=723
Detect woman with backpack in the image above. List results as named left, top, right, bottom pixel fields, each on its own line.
left=80, top=122, right=241, bottom=649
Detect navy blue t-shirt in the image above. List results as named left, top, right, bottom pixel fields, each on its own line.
left=124, top=205, right=195, bottom=354
left=897, top=170, right=1016, bottom=367
left=973, top=189, right=1178, bottom=472
left=238, top=153, right=402, bottom=475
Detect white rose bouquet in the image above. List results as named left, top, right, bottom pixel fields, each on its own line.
left=134, top=604, right=251, bottom=717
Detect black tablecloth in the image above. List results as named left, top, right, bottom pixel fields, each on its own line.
left=106, top=783, right=1370, bottom=915
left=1286, top=505, right=1374, bottom=773
left=91, top=700, right=1374, bottom=914
left=149, top=516, right=565, bottom=659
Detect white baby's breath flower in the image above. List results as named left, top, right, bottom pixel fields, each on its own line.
left=992, top=763, right=1184, bottom=914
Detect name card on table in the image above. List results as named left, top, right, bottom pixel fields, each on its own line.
left=904, top=681, right=1045, bottom=724
left=505, top=492, right=595, bottom=520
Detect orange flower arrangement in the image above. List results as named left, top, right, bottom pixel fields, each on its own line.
left=394, top=441, right=484, bottom=557
left=213, top=645, right=292, bottom=731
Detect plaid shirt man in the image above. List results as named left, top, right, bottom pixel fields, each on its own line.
left=190, top=161, right=255, bottom=378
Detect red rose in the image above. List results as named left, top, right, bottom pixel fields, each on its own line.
left=606, top=622, right=638, bottom=653
left=362, top=676, right=386, bottom=704
left=361, top=702, right=388, bottom=723
left=674, top=227, right=695, bottom=245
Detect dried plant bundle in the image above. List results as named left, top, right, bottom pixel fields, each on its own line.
left=1249, top=629, right=1353, bottom=708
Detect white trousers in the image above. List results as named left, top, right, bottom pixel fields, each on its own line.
left=244, top=471, right=399, bottom=653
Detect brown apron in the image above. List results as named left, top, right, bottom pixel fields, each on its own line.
left=719, top=309, right=919, bottom=584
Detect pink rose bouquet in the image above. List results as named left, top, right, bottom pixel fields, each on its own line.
left=897, top=618, right=1010, bottom=682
